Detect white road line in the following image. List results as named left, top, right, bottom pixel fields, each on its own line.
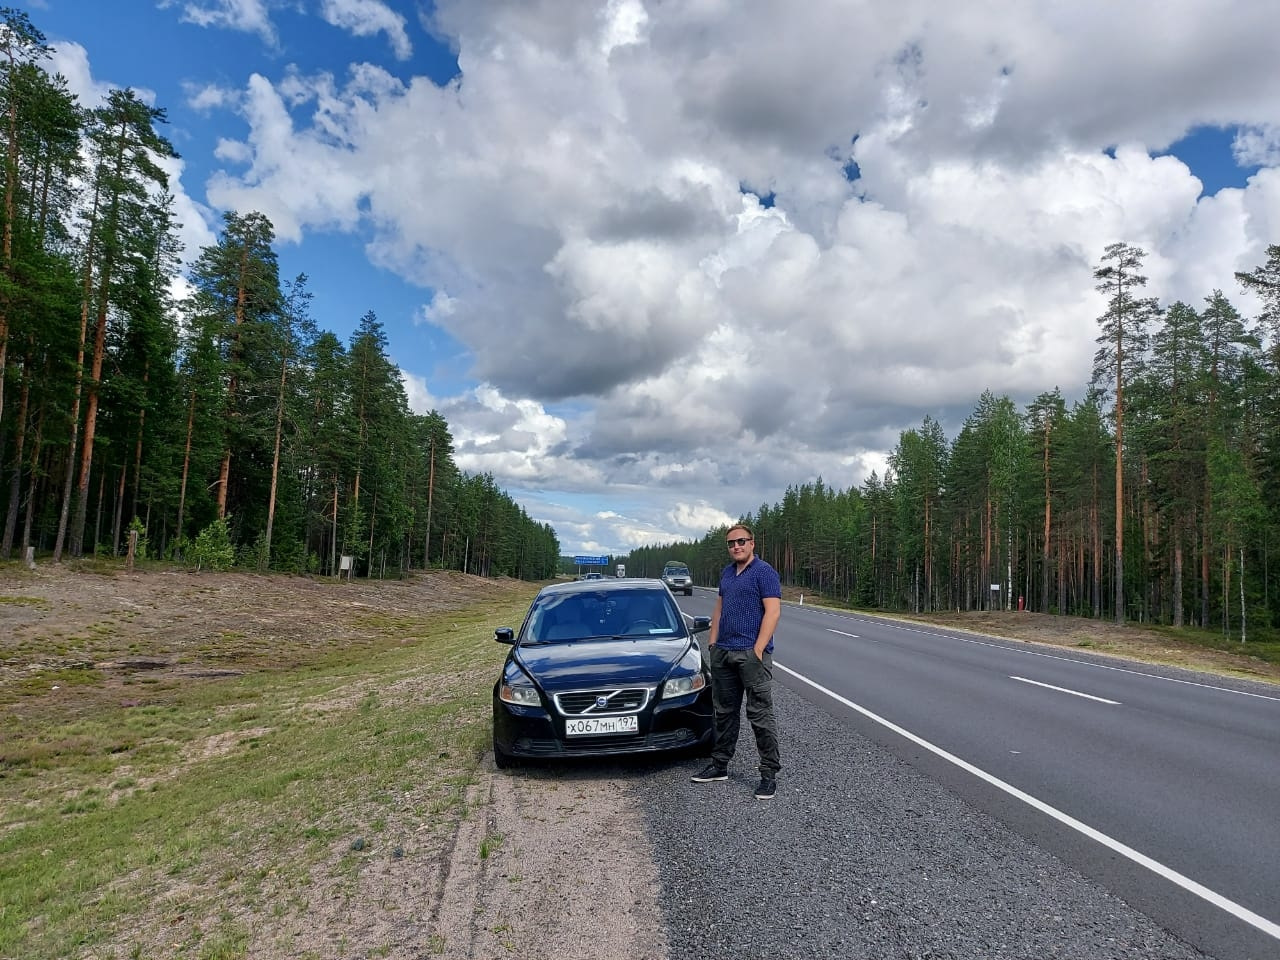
left=831, top=615, right=1280, bottom=703
left=1010, top=675, right=1120, bottom=705
left=827, top=629, right=861, bottom=639
left=777, top=661, right=1280, bottom=944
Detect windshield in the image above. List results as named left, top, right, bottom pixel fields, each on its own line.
left=523, top=590, right=682, bottom=644
left=664, top=566, right=689, bottom=577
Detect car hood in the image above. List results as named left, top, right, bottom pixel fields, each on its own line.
left=516, top=636, right=693, bottom=689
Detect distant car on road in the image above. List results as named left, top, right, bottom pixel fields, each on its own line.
left=661, top=562, right=694, bottom=596
left=584, top=572, right=605, bottom=580
left=491, top=578, right=714, bottom=767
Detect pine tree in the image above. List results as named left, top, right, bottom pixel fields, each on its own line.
left=0, top=7, right=52, bottom=426
left=889, top=417, right=947, bottom=612
left=1026, top=389, right=1066, bottom=613
left=261, top=274, right=312, bottom=569
left=187, top=211, right=281, bottom=525
left=1092, top=242, right=1158, bottom=622
left=55, top=87, right=177, bottom=558
left=0, top=61, right=81, bottom=557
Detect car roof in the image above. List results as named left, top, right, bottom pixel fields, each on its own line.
left=543, top=577, right=668, bottom=597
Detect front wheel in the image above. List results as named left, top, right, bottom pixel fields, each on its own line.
left=685, top=588, right=693, bottom=596
left=493, top=737, right=515, bottom=770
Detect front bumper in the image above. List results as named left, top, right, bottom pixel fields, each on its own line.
left=493, top=690, right=713, bottom=759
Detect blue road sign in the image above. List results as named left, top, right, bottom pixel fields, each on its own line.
left=573, top=555, right=609, bottom=565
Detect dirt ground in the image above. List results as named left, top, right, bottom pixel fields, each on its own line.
left=3, top=565, right=1275, bottom=959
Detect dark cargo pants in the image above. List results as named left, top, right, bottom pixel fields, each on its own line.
left=708, top=645, right=781, bottom=777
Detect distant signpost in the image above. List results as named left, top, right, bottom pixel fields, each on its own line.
left=573, top=555, right=609, bottom=577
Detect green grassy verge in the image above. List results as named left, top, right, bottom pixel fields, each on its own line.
left=0, top=587, right=537, bottom=960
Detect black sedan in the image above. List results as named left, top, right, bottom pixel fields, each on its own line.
left=492, top=578, right=714, bottom=767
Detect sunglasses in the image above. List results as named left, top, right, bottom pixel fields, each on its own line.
left=726, top=537, right=752, bottom=547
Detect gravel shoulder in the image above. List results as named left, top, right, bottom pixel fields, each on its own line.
left=638, top=684, right=1210, bottom=960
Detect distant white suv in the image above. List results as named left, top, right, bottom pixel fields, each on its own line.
left=661, top=562, right=694, bottom=596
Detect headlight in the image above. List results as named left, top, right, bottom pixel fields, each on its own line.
left=499, top=682, right=541, bottom=706
left=662, top=671, right=706, bottom=699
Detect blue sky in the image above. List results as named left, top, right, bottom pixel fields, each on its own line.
left=29, top=0, right=1280, bottom=556
left=36, top=1, right=472, bottom=391
left=1162, top=126, right=1259, bottom=196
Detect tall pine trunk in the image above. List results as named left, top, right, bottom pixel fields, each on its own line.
left=70, top=267, right=113, bottom=555
left=423, top=439, right=435, bottom=569
left=1041, top=422, right=1052, bottom=614
left=1, top=349, right=31, bottom=557
left=1172, top=522, right=1184, bottom=628
left=216, top=245, right=251, bottom=518
left=262, top=351, right=288, bottom=570
left=175, top=388, right=196, bottom=554
left=1091, top=462, right=1102, bottom=619
left=1114, top=346, right=1125, bottom=624
left=52, top=180, right=102, bottom=562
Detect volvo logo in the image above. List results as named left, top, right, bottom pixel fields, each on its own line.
left=595, top=695, right=610, bottom=709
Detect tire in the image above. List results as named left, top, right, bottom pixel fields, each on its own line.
left=685, top=588, right=693, bottom=596
left=493, top=738, right=515, bottom=770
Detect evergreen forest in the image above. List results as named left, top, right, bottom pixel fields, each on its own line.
left=4, top=8, right=1280, bottom=643
left=627, top=239, right=1280, bottom=642
left=0, top=10, right=559, bottom=580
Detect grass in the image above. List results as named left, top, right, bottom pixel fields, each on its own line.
left=0, top=579, right=539, bottom=960
left=1155, top=623, right=1280, bottom=667
left=0, top=595, right=50, bottom=608
left=479, top=832, right=504, bottom=859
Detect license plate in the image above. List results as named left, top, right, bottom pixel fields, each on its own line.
left=565, top=715, right=639, bottom=736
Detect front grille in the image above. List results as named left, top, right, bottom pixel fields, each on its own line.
left=514, top=728, right=698, bottom=756
left=554, top=687, right=651, bottom=715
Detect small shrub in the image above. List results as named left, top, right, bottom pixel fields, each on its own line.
left=188, top=517, right=235, bottom=572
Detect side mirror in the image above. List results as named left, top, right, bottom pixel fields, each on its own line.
left=495, top=627, right=515, bottom=644
left=691, top=616, right=711, bottom=633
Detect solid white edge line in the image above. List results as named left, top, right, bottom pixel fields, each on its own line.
left=776, top=661, right=1280, bottom=942
left=829, top=615, right=1280, bottom=703
left=1010, top=675, right=1121, bottom=705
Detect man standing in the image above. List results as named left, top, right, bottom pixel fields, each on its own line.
left=691, top=523, right=782, bottom=799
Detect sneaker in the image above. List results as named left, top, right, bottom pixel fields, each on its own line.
left=691, top=763, right=728, bottom=783
left=754, top=777, right=777, bottom=799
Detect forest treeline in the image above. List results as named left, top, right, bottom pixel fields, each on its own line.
left=6, top=9, right=1279, bottom=630
left=628, top=240, right=1280, bottom=641
left=0, top=10, right=559, bottom=579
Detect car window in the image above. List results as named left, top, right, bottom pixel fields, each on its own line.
left=615, top=593, right=679, bottom=635
left=524, top=590, right=681, bottom=643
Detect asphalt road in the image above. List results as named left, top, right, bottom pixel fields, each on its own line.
left=657, top=589, right=1280, bottom=960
